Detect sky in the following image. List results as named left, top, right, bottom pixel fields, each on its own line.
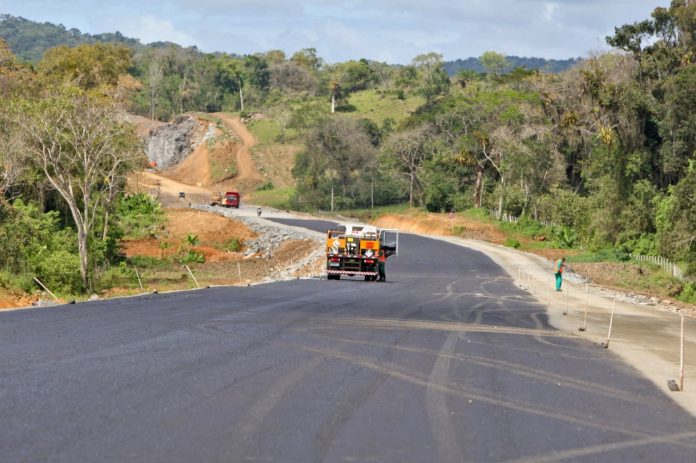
left=0, top=0, right=671, bottom=63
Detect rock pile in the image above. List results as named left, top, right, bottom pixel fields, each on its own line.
left=193, top=205, right=324, bottom=258
left=146, top=116, right=199, bottom=168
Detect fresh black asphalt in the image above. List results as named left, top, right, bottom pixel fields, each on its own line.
left=1, top=218, right=694, bottom=462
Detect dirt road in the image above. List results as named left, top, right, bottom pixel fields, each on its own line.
left=212, top=113, right=264, bottom=193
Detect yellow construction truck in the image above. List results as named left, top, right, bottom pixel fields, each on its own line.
left=325, top=224, right=398, bottom=281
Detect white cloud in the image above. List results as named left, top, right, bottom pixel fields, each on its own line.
left=0, top=0, right=673, bottom=62
left=103, top=15, right=197, bottom=46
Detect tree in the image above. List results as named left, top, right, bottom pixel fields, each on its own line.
left=16, top=90, right=142, bottom=290
left=383, top=126, right=433, bottom=206
left=480, top=51, right=510, bottom=78
left=146, top=57, right=164, bottom=119
left=412, top=52, right=450, bottom=102
left=214, top=54, right=245, bottom=111
left=291, top=48, right=323, bottom=71
left=269, top=61, right=319, bottom=94
left=293, top=117, right=375, bottom=210
left=326, top=60, right=374, bottom=112
left=0, top=113, right=23, bottom=197
left=38, top=43, right=133, bottom=90
left=263, top=49, right=286, bottom=64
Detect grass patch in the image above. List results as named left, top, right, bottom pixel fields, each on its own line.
left=248, top=118, right=298, bottom=146
left=347, top=90, right=426, bottom=125
left=331, top=203, right=414, bottom=222
left=249, top=186, right=295, bottom=209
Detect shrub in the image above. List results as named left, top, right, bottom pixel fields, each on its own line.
left=117, top=193, right=165, bottom=239
left=224, top=238, right=243, bottom=252
left=678, top=282, right=696, bottom=304
left=32, top=250, right=82, bottom=294
left=179, top=251, right=205, bottom=264
left=551, top=226, right=578, bottom=249
left=504, top=238, right=521, bottom=249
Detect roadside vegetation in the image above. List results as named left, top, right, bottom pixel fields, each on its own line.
left=1, top=1, right=695, bottom=305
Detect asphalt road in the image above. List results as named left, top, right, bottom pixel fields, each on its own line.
left=1, top=219, right=694, bottom=462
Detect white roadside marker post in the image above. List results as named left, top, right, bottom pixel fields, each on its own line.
left=184, top=265, right=200, bottom=288
left=680, top=312, right=685, bottom=392
left=33, top=277, right=59, bottom=302
left=604, top=296, right=616, bottom=349
left=237, top=262, right=242, bottom=284
left=579, top=283, right=588, bottom=332
left=133, top=266, right=143, bottom=290
left=563, top=283, right=569, bottom=315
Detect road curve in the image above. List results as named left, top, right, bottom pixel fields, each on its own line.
left=1, top=219, right=694, bottom=462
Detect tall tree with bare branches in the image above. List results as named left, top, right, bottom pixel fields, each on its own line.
left=16, top=90, right=142, bottom=290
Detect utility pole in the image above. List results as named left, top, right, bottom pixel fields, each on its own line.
left=371, top=177, right=374, bottom=216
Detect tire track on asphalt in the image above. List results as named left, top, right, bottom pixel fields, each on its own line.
left=426, top=332, right=463, bottom=463
left=300, top=346, right=696, bottom=450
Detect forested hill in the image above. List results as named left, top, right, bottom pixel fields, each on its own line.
left=0, top=14, right=175, bottom=61
left=1, top=13, right=577, bottom=72
left=444, top=56, right=582, bottom=75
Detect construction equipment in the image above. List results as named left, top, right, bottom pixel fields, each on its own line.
left=325, top=224, right=398, bottom=281
left=222, top=191, right=240, bottom=208
left=210, top=191, right=222, bottom=206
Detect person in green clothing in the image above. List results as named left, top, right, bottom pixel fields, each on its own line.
left=377, top=249, right=387, bottom=282
left=554, top=257, right=566, bottom=291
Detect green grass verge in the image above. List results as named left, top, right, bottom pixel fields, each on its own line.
left=347, top=90, right=426, bottom=125
left=248, top=186, right=295, bottom=209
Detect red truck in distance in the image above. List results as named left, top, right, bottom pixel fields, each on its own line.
left=210, top=191, right=240, bottom=208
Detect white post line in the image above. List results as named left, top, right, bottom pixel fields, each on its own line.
left=184, top=265, right=200, bottom=288
left=563, top=283, right=569, bottom=315
left=33, top=277, right=59, bottom=301
left=237, top=262, right=243, bottom=284
left=527, top=271, right=531, bottom=292
left=133, top=266, right=143, bottom=290
left=680, top=312, right=685, bottom=392
left=604, top=296, right=616, bottom=349
left=518, top=266, right=521, bottom=286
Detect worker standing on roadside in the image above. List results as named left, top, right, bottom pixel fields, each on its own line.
left=378, top=249, right=387, bottom=282
left=554, top=257, right=566, bottom=291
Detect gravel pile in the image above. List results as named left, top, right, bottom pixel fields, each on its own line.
left=193, top=205, right=323, bottom=258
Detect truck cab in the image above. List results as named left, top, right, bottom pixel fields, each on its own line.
left=222, top=191, right=240, bottom=208
left=326, top=224, right=398, bottom=281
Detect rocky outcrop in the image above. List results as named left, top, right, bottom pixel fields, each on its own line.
left=146, top=116, right=199, bottom=169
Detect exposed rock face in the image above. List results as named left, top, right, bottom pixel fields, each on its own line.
left=146, top=116, right=199, bottom=168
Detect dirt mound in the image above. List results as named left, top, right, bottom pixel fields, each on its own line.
left=374, top=213, right=507, bottom=244
left=0, top=291, right=37, bottom=311
left=252, top=143, right=301, bottom=188
left=162, top=138, right=212, bottom=187
left=123, top=209, right=257, bottom=263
